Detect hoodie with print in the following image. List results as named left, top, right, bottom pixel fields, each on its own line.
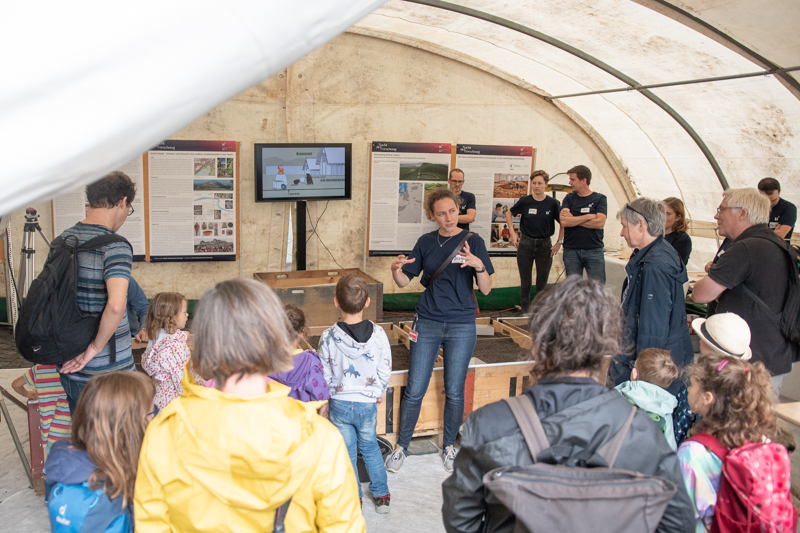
left=615, top=380, right=679, bottom=451
left=318, top=322, right=392, bottom=403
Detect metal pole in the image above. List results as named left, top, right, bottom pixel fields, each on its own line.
left=544, top=66, right=800, bottom=100
left=0, top=392, right=34, bottom=489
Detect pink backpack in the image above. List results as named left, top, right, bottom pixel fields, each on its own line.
left=687, top=433, right=797, bottom=533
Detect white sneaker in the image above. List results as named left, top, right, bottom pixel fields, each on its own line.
left=385, top=446, right=407, bottom=473
left=443, top=445, right=457, bottom=472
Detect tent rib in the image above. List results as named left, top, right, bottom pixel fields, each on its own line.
left=401, top=0, right=730, bottom=190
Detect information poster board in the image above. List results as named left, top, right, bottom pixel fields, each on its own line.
left=51, top=155, right=147, bottom=261
left=455, top=145, right=534, bottom=256
left=147, top=140, right=239, bottom=262
left=368, top=142, right=452, bottom=256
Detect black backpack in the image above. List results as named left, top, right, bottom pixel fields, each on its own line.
left=15, top=233, right=132, bottom=365
left=737, top=231, right=800, bottom=344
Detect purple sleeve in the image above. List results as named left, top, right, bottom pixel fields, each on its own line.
left=305, top=352, right=330, bottom=401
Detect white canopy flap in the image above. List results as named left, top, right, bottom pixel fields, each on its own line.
left=0, top=0, right=385, bottom=216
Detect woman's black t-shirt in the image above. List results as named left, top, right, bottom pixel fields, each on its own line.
left=402, top=230, right=494, bottom=323
left=664, top=231, right=692, bottom=265
left=509, top=195, right=560, bottom=239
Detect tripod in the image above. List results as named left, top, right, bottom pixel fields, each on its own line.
left=17, top=208, right=50, bottom=300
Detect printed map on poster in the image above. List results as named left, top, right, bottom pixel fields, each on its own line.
left=368, top=142, right=451, bottom=256
left=148, top=140, right=238, bottom=262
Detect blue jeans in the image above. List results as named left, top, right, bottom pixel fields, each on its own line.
left=329, top=399, right=389, bottom=499
left=398, top=318, right=477, bottom=449
left=562, top=247, right=606, bottom=284
left=59, top=374, right=88, bottom=416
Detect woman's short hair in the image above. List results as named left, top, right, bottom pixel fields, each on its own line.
left=616, top=197, right=667, bottom=237
left=527, top=276, right=621, bottom=380
left=662, top=197, right=688, bottom=233
left=530, top=170, right=550, bottom=183
left=71, top=372, right=154, bottom=507
left=193, top=279, right=294, bottom=387
left=723, top=188, right=770, bottom=226
left=425, top=187, right=460, bottom=216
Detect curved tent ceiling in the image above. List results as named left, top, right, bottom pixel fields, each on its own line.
left=351, top=0, right=800, bottom=224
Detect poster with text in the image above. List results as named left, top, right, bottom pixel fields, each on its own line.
left=455, top=145, right=533, bottom=256
left=148, top=140, right=238, bottom=262
left=368, top=142, right=452, bottom=255
left=51, top=155, right=147, bottom=261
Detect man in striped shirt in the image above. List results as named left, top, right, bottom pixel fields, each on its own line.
left=58, top=172, right=136, bottom=413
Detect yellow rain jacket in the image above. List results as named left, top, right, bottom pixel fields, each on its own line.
left=134, top=370, right=365, bottom=533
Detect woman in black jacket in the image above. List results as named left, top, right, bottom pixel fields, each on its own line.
left=441, top=276, right=695, bottom=533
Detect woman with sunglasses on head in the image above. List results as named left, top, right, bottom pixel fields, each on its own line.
left=608, top=197, right=694, bottom=390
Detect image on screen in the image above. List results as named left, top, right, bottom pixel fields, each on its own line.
left=259, top=145, right=347, bottom=200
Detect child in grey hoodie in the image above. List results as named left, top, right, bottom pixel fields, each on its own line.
left=319, top=274, right=392, bottom=513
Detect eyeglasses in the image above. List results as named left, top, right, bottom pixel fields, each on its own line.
left=128, top=204, right=135, bottom=216
left=716, top=206, right=742, bottom=216
left=623, top=203, right=648, bottom=224
left=449, top=179, right=464, bottom=184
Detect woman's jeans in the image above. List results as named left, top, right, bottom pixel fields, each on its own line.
left=329, top=399, right=389, bottom=499
left=397, top=318, right=477, bottom=449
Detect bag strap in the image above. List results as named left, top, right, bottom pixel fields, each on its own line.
left=596, top=405, right=637, bottom=468
left=272, top=497, right=292, bottom=533
left=79, top=492, right=127, bottom=533
left=503, top=395, right=550, bottom=463
left=79, top=233, right=132, bottom=252
left=427, top=232, right=473, bottom=287
left=687, top=433, right=729, bottom=461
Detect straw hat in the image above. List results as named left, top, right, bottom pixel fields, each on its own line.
left=691, top=313, right=752, bottom=360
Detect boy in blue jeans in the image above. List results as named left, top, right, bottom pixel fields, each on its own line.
left=319, top=274, right=392, bottom=513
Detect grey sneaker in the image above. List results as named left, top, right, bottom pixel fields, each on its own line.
left=373, top=494, right=390, bottom=514
left=384, top=446, right=406, bottom=473
left=443, top=445, right=457, bottom=472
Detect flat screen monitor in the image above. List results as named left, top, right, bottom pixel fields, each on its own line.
left=255, top=143, right=352, bottom=202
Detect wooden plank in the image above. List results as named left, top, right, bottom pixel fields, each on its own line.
left=775, top=402, right=800, bottom=427
left=490, top=319, right=532, bottom=350
left=27, top=400, right=45, bottom=495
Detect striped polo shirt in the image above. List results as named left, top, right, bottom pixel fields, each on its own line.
left=24, top=365, right=72, bottom=453
left=55, top=222, right=134, bottom=381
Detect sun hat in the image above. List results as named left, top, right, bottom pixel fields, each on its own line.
left=691, top=313, right=752, bottom=360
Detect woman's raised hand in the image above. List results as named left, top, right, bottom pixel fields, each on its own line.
left=458, top=241, right=484, bottom=270
left=391, top=254, right=415, bottom=273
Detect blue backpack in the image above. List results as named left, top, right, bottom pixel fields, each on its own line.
left=47, top=482, right=131, bottom=533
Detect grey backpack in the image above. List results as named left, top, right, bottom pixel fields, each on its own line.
left=483, top=395, right=677, bottom=533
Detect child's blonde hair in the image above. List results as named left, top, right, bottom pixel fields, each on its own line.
left=635, top=348, right=678, bottom=389
left=145, top=292, right=187, bottom=339
left=71, top=372, right=154, bottom=507
left=690, top=353, right=775, bottom=448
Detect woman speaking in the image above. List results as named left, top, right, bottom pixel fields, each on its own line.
left=385, top=187, right=493, bottom=473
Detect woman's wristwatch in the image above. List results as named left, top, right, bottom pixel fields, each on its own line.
left=557, top=239, right=564, bottom=244
left=475, top=266, right=486, bottom=273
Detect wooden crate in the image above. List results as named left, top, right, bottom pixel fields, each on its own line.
left=253, top=268, right=383, bottom=326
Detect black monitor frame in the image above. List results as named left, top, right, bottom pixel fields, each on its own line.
left=254, top=143, right=352, bottom=202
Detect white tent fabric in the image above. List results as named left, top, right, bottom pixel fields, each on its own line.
left=0, top=0, right=385, bottom=217
left=351, top=0, right=800, bottom=223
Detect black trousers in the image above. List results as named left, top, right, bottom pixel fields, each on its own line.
left=517, top=234, right=553, bottom=310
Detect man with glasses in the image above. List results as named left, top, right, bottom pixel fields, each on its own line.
left=693, top=188, right=799, bottom=401
left=608, top=197, right=693, bottom=388
left=57, top=171, right=137, bottom=413
left=448, top=169, right=476, bottom=231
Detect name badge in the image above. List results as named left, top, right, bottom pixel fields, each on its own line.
left=528, top=208, right=537, bottom=215
left=580, top=207, right=590, bottom=213
left=408, top=330, right=418, bottom=342
left=452, top=255, right=466, bottom=264
left=770, top=222, right=779, bottom=229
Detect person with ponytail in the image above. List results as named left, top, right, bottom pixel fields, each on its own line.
left=677, top=351, right=789, bottom=532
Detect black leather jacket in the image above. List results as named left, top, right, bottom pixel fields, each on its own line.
left=441, top=377, right=694, bottom=533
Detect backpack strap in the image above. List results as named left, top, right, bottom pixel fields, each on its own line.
left=272, top=497, right=292, bottom=533
left=596, top=405, right=637, bottom=468
left=427, top=232, right=474, bottom=287
left=503, top=395, right=550, bottom=463
left=79, top=492, right=128, bottom=533
left=686, top=433, right=729, bottom=461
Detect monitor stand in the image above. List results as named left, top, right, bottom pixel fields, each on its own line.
left=296, top=200, right=306, bottom=271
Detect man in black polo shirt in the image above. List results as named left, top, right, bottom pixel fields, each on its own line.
left=507, top=170, right=564, bottom=310
left=559, top=165, right=608, bottom=283
left=448, top=168, right=476, bottom=231
left=758, top=177, right=797, bottom=241
left=692, top=188, right=799, bottom=400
